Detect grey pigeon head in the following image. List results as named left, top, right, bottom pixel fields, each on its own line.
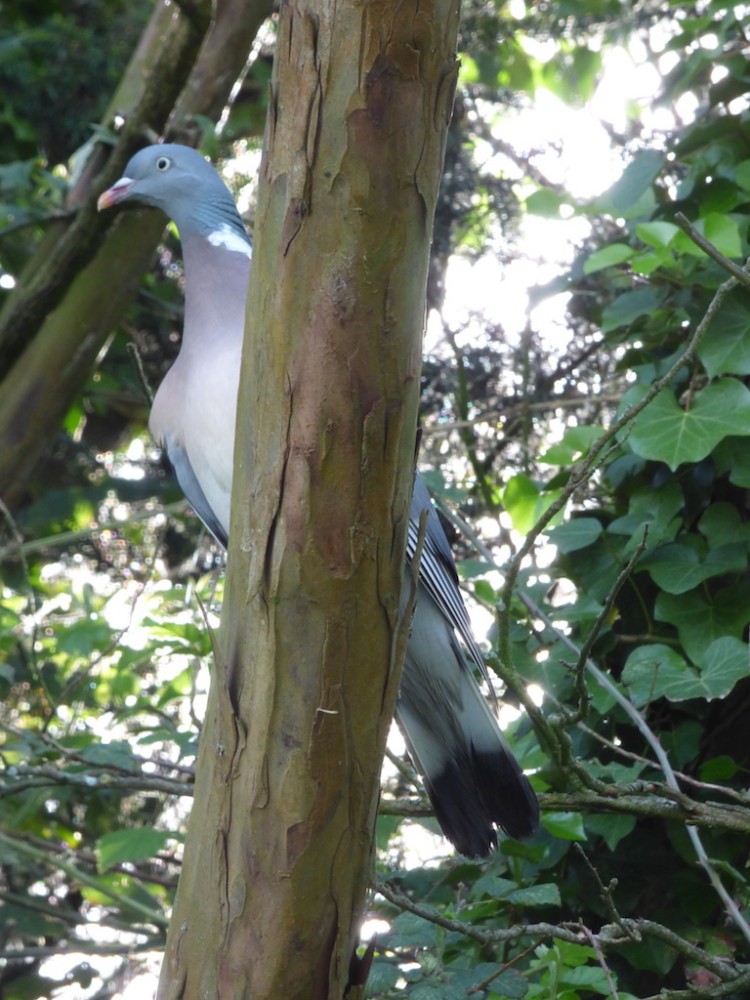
left=98, top=143, right=248, bottom=244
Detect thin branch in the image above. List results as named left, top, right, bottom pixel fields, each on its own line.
left=376, top=879, right=749, bottom=986
left=574, top=843, right=636, bottom=943
left=467, top=943, right=537, bottom=995
left=579, top=921, right=620, bottom=1000
left=0, top=762, right=192, bottom=799
left=420, top=392, right=622, bottom=436
left=566, top=527, right=648, bottom=727
left=0, top=832, right=169, bottom=929
left=378, top=789, right=750, bottom=833
left=674, top=212, right=750, bottom=286
left=0, top=942, right=161, bottom=961
left=0, top=500, right=188, bottom=561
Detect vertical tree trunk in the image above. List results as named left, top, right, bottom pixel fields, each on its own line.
left=157, top=0, right=460, bottom=997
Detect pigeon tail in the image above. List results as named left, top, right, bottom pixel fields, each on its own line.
left=397, top=585, right=539, bottom=857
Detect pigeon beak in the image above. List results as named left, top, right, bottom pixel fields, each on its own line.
left=97, top=176, right=135, bottom=211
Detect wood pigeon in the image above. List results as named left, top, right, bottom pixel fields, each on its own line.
left=98, top=143, right=539, bottom=857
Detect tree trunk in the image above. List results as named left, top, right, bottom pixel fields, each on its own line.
left=0, top=0, right=271, bottom=507
left=157, top=0, right=460, bottom=997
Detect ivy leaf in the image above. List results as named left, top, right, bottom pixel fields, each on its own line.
left=698, top=293, right=750, bottom=378
left=547, top=518, right=602, bottom=553
left=698, top=502, right=750, bottom=548
left=655, top=585, right=750, bottom=663
left=502, top=474, right=561, bottom=534
left=96, top=828, right=173, bottom=873
left=595, top=149, right=664, bottom=218
left=585, top=814, right=636, bottom=851
left=673, top=213, right=742, bottom=258
left=583, top=243, right=633, bottom=274
left=644, top=538, right=746, bottom=594
left=636, top=220, right=680, bottom=248
left=505, top=883, right=561, bottom=907
left=713, top=436, right=750, bottom=488
left=602, top=288, right=662, bottom=333
left=623, top=637, right=748, bottom=704
left=539, top=425, right=602, bottom=464
left=621, top=644, right=690, bottom=705
left=542, top=812, right=586, bottom=841
left=626, top=379, right=750, bottom=470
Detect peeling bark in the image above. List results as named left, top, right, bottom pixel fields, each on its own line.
left=157, top=0, right=461, bottom=996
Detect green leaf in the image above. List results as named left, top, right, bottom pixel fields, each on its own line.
left=79, top=741, right=137, bottom=771
left=539, top=425, right=602, bottom=465
left=621, top=644, right=690, bottom=705
left=698, top=293, right=750, bottom=378
left=542, top=812, right=586, bottom=841
left=699, top=502, right=750, bottom=548
left=505, top=883, right=561, bottom=907
left=655, top=586, right=750, bottom=663
left=699, top=755, right=738, bottom=781
left=485, top=969, right=528, bottom=998
left=502, top=475, right=560, bottom=534
left=585, top=813, right=636, bottom=850
left=96, top=827, right=173, bottom=873
left=735, top=158, right=750, bottom=191
left=636, top=220, right=680, bottom=248
left=626, top=379, right=750, bottom=470
left=365, top=960, right=399, bottom=995
left=673, top=213, right=743, bottom=258
left=525, top=187, right=567, bottom=217
left=388, top=912, right=438, bottom=949
left=602, top=288, right=662, bottom=332
left=583, top=243, right=633, bottom=275
left=547, top=518, right=602, bottom=553
left=713, top=436, right=750, bottom=487
left=630, top=249, right=671, bottom=275
left=607, top=480, right=683, bottom=550
left=560, top=964, right=611, bottom=991
left=623, top=637, right=748, bottom=704
left=644, top=538, right=746, bottom=594
left=595, top=149, right=664, bottom=218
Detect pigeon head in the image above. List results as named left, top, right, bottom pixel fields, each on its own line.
left=97, top=143, right=248, bottom=245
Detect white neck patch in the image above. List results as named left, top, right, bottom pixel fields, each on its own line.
left=207, top=224, right=252, bottom=258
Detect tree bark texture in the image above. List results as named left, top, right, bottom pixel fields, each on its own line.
left=157, top=0, right=460, bottom=997
left=0, top=0, right=272, bottom=506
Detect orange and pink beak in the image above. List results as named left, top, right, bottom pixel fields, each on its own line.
left=97, top=176, right=135, bottom=211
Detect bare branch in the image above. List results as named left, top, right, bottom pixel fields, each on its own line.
left=674, top=212, right=750, bottom=286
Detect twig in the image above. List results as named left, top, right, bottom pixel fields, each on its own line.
left=0, top=832, right=168, bottom=929
left=574, top=843, right=635, bottom=943
left=467, top=942, right=537, bottom=994
left=375, top=877, right=749, bottom=983
left=579, top=921, right=620, bottom=999
left=127, top=339, right=155, bottom=405
left=0, top=762, right=192, bottom=799
left=674, top=212, right=750, bottom=286
left=420, top=392, right=623, bottom=437
left=566, top=527, right=648, bottom=726
left=0, top=942, right=160, bottom=961
left=0, top=500, right=188, bottom=561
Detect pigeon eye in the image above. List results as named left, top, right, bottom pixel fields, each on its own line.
left=156, top=156, right=172, bottom=172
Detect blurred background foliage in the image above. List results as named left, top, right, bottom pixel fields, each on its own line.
left=1, top=0, right=750, bottom=997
